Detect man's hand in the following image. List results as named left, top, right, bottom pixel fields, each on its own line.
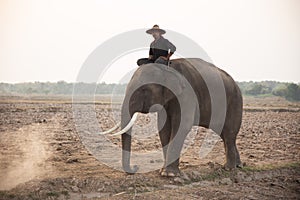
left=161, top=52, right=174, bottom=61
left=159, top=56, right=168, bottom=61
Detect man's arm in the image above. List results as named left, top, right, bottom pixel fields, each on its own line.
left=162, top=39, right=176, bottom=60
left=149, top=47, right=153, bottom=60
left=167, top=40, right=176, bottom=55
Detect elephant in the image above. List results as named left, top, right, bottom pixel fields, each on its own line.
left=101, top=58, right=243, bottom=177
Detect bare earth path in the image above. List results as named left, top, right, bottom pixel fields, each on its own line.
left=0, top=96, right=299, bottom=199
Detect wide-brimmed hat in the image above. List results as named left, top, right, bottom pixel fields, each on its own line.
left=146, top=24, right=166, bottom=35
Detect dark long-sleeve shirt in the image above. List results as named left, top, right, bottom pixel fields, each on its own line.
left=149, top=37, right=176, bottom=61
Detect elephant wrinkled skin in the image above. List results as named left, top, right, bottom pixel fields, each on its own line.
left=120, top=58, right=243, bottom=177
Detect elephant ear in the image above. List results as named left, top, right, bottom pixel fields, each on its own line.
left=163, top=67, right=186, bottom=103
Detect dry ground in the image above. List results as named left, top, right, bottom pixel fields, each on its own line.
left=0, top=95, right=299, bottom=200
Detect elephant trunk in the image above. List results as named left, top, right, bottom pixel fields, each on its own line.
left=121, top=130, right=138, bottom=173
left=121, top=101, right=139, bottom=174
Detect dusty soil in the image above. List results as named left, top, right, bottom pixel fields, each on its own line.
left=0, top=95, right=299, bottom=200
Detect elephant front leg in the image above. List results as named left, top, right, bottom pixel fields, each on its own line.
left=157, top=106, right=183, bottom=177
left=163, top=117, right=193, bottom=177
left=163, top=136, right=185, bottom=177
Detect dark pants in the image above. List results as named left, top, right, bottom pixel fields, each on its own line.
left=137, top=57, right=168, bottom=66
left=137, top=58, right=154, bottom=66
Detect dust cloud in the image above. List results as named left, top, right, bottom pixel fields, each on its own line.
left=0, top=125, right=51, bottom=190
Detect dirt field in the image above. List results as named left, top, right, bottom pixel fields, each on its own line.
left=0, top=95, right=299, bottom=200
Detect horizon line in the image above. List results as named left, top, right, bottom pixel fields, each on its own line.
left=0, top=80, right=299, bottom=84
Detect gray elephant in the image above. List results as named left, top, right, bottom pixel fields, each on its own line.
left=102, top=58, right=243, bottom=177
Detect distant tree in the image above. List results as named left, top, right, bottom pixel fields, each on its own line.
left=286, top=83, right=300, bottom=101
left=272, top=83, right=288, bottom=97
left=245, top=83, right=263, bottom=95
left=26, top=87, right=36, bottom=94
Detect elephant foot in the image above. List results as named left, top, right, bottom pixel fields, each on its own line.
left=160, top=167, right=180, bottom=177
left=224, top=162, right=243, bottom=170
left=224, top=162, right=236, bottom=171
left=236, top=163, right=243, bottom=168
left=124, top=165, right=139, bottom=174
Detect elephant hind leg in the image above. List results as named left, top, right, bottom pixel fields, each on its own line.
left=222, top=134, right=240, bottom=169
left=235, top=147, right=243, bottom=168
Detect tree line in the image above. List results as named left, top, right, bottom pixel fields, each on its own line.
left=238, top=81, right=300, bottom=101
left=0, top=81, right=127, bottom=96
left=0, top=80, right=299, bottom=101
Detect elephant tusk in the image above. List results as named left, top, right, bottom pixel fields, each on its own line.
left=111, top=113, right=138, bottom=136
left=98, top=122, right=121, bottom=135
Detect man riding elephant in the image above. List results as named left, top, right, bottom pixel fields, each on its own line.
left=137, top=25, right=176, bottom=66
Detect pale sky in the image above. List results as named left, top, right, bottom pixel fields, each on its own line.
left=0, top=0, right=299, bottom=83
